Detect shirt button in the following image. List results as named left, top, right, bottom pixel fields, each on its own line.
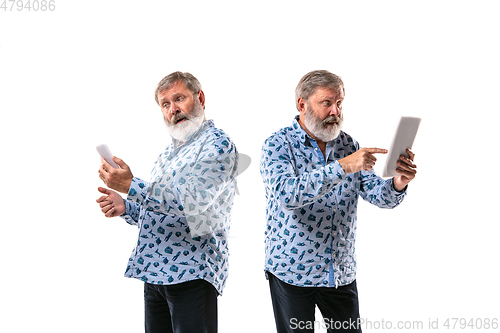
left=333, top=232, right=337, bottom=236
left=332, top=254, right=336, bottom=258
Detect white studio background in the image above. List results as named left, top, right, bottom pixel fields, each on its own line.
left=1, top=1, right=499, bottom=332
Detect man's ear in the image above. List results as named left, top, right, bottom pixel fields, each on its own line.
left=198, top=90, right=206, bottom=108
left=297, top=97, right=307, bottom=114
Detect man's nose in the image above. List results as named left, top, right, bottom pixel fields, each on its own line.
left=162, top=105, right=179, bottom=120
left=330, top=105, right=340, bottom=116
left=170, top=102, right=181, bottom=115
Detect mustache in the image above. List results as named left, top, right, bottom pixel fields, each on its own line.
left=171, top=113, right=189, bottom=124
left=322, top=115, right=342, bottom=125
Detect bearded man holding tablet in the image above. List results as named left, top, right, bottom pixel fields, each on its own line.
left=260, top=70, right=417, bottom=333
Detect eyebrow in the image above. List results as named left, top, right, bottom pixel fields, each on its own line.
left=159, top=93, right=185, bottom=105
left=321, top=96, right=343, bottom=101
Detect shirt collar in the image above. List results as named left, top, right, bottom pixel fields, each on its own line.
left=292, top=115, right=309, bottom=144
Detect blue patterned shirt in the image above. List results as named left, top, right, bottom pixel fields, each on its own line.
left=121, top=120, right=238, bottom=294
left=260, top=116, right=406, bottom=288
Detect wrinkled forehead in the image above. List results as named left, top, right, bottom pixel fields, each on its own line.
left=157, top=81, right=193, bottom=102
left=310, top=85, right=345, bottom=100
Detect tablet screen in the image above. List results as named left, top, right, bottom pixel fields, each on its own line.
left=382, top=117, right=421, bottom=178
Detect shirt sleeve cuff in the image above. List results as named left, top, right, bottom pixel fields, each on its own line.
left=123, top=200, right=135, bottom=216
left=390, top=178, right=407, bottom=204
left=121, top=200, right=140, bottom=226
left=391, top=178, right=407, bottom=194
left=127, top=177, right=150, bottom=205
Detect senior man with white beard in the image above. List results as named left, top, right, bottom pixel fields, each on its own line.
left=260, top=70, right=417, bottom=333
left=96, top=72, right=238, bottom=333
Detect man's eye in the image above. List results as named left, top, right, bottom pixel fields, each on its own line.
left=177, top=97, right=184, bottom=102
left=323, top=101, right=331, bottom=107
left=163, top=103, right=170, bottom=108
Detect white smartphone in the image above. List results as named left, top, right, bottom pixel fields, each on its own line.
left=382, top=117, right=421, bottom=178
left=96, top=144, right=120, bottom=169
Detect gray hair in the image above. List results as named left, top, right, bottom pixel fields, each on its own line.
left=295, top=70, right=344, bottom=111
left=155, top=71, right=202, bottom=105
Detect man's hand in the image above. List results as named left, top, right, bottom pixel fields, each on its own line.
left=339, top=148, right=388, bottom=174
left=96, top=187, right=126, bottom=217
left=98, top=156, right=133, bottom=194
left=393, top=148, right=417, bottom=192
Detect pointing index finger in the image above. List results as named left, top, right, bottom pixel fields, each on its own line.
left=365, top=148, right=388, bottom=154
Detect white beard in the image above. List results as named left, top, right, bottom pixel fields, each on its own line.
left=165, top=101, right=205, bottom=142
left=304, top=104, right=343, bottom=142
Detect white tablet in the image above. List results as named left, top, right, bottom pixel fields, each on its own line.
left=96, top=144, right=120, bottom=169
left=382, top=117, right=421, bottom=178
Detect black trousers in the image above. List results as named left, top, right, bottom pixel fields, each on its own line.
left=268, top=273, right=362, bottom=333
left=144, top=279, right=218, bottom=333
